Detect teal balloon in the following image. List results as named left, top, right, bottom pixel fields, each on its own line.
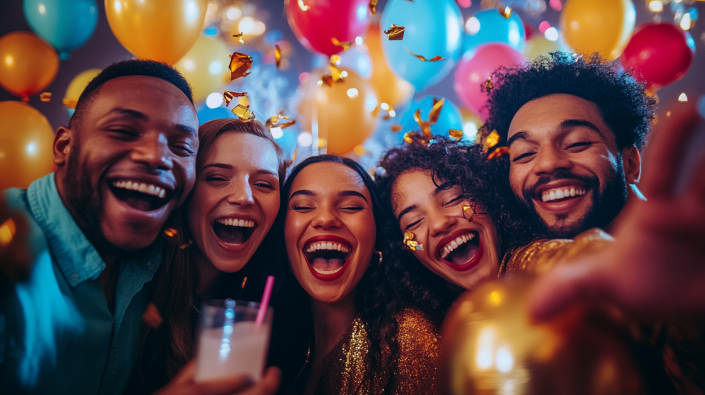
left=23, top=0, right=98, bottom=59
left=380, top=0, right=463, bottom=90
left=197, top=106, right=236, bottom=125
left=399, top=96, right=465, bottom=142
left=463, top=9, right=526, bottom=54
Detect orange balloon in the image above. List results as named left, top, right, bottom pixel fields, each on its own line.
left=0, top=32, right=59, bottom=101
left=105, top=0, right=208, bottom=65
left=0, top=101, right=55, bottom=190
left=561, top=0, right=636, bottom=61
left=365, top=25, right=414, bottom=108
left=297, top=69, right=379, bottom=155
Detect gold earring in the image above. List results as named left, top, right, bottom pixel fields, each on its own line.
left=402, top=231, right=423, bottom=251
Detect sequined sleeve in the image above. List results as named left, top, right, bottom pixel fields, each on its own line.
left=499, top=228, right=614, bottom=276
left=392, top=308, right=440, bottom=395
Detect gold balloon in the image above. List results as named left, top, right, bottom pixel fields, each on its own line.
left=0, top=32, right=59, bottom=101
left=0, top=102, right=55, bottom=190
left=560, top=0, right=636, bottom=61
left=439, top=278, right=646, bottom=395
left=174, top=35, right=230, bottom=103
left=64, top=69, right=102, bottom=109
left=297, top=68, right=379, bottom=155
left=105, top=0, right=208, bottom=65
left=524, top=36, right=561, bottom=62
left=365, top=25, right=414, bottom=108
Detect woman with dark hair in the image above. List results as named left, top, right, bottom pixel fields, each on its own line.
left=129, top=118, right=288, bottom=394
left=271, top=155, right=439, bottom=395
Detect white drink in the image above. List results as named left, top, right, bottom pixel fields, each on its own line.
left=195, top=321, right=271, bottom=382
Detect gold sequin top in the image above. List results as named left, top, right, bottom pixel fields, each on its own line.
left=314, top=308, right=439, bottom=395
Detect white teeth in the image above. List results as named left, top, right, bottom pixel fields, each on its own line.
left=215, top=218, right=255, bottom=227
left=541, top=187, right=587, bottom=202
left=311, top=265, right=345, bottom=275
left=440, top=233, right=476, bottom=259
left=556, top=189, right=564, bottom=199
left=305, top=241, right=350, bottom=254
left=112, top=180, right=167, bottom=198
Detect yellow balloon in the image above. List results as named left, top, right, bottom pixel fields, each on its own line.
left=0, top=32, right=59, bottom=101
left=439, top=279, right=646, bottom=395
left=64, top=69, right=102, bottom=109
left=105, top=0, right=208, bottom=65
left=365, top=25, right=414, bottom=108
left=525, top=36, right=561, bottom=62
left=174, top=35, right=230, bottom=103
left=297, top=69, right=379, bottom=155
left=0, top=102, right=55, bottom=190
left=560, top=0, right=636, bottom=61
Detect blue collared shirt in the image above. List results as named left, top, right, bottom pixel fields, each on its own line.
left=1, top=174, right=161, bottom=395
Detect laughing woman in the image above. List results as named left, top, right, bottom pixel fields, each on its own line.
left=272, top=155, right=440, bottom=395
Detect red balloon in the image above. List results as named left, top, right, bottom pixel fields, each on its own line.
left=287, top=0, right=370, bottom=57
left=454, top=43, right=527, bottom=120
left=621, top=23, right=694, bottom=89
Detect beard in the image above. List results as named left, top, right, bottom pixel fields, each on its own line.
left=520, top=164, right=628, bottom=239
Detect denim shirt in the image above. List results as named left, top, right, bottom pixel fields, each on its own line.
left=0, top=174, right=161, bottom=395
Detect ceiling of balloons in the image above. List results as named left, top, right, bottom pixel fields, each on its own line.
left=0, top=0, right=703, bottom=181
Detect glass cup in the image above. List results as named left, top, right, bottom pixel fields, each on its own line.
left=195, top=299, right=273, bottom=382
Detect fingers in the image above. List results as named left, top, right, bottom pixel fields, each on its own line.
left=235, top=367, right=281, bottom=395
left=193, top=374, right=254, bottom=395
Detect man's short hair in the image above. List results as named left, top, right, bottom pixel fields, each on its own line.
left=69, top=59, right=193, bottom=129
left=483, top=52, right=657, bottom=151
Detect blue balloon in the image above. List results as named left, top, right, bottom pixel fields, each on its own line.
left=380, top=0, right=463, bottom=90
left=463, top=9, right=526, bottom=54
left=197, top=106, right=236, bottom=125
left=23, top=0, right=98, bottom=59
left=399, top=96, right=465, bottom=142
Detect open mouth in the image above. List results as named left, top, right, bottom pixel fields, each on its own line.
left=439, top=231, right=481, bottom=269
left=109, top=180, right=172, bottom=212
left=536, top=186, right=588, bottom=204
left=303, top=240, right=352, bottom=278
left=212, top=218, right=256, bottom=246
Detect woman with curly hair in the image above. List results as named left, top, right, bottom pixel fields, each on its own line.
left=270, top=155, right=439, bottom=395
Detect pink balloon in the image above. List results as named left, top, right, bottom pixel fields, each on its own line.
left=454, top=43, right=527, bottom=119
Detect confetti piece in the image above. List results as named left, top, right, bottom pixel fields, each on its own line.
left=372, top=106, right=381, bottom=117
left=330, top=55, right=341, bottom=65
left=498, top=6, right=512, bottom=18
left=319, top=58, right=346, bottom=87
left=403, top=132, right=414, bottom=144
left=229, top=52, right=253, bottom=81
left=275, top=44, right=282, bottom=68
left=449, top=129, right=463, bottom=141
left=164, top=228, right=178, bottom=237
left=62, top=98, right=77, bottom=108
left=232, top=104, right=255, bottom=121
left=483, top=129, right=500, bottom=153
left=369, top=0, right=378, bottom=13
left=384, top=24, right=405, bottom=40
left=0, top=218, right=16, bottom=247
left=407, top=48, right=446, bottom=62
left=484, top=77, right=494, bottom=91
left=232, top=32, right=245, bottom=44
left=292, top=146, right=299, bottom=161
left=142, top=303, right=163, bottom=329
left=487, top=146, right=510, bottom=160
left=428, top=98, right=445, bottom=125
left=265, top=110, right=297, bottom=130
left=40, top=92, right=52, bottom=102
left=298, top=0, right=310, bottom=11
left=223, top=91, right=247, bottom=107
left=241, top=276, right=248, bottom=289
left=403, top=231, right=423, bottom=251
left=179, top=240, right=193, bottom=249
left=391, top=125, right=403, bottom=132
left=408, top=97, right=446, bottom=144
left=331, top=37, right=353, bottom=52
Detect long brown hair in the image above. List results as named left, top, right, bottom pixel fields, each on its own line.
left=131, top=119, right=289, bottom=392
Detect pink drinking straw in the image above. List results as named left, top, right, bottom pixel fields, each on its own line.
left=255, top=276, right=275, bottom=326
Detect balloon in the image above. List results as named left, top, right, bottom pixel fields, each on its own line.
left=560, top=0, right=636, bottom=61
left=463, top=9, right=526, bottom=55
left=174, top=35, right=230, bottom=103
left=196, top=106, right=235, bottom=125
left=0, top=32, right=59, bottom=102
left=381, top=0, right=463, bottom=90
left=297, top=69, right=379, bottom=154
left=23, top=0, right=98, bottom=59
left=439, top=279, right=647, bottom=395
left=525, top=36, right=568, bottom=61
left=0, top=101, right=56, bottom=190
left=621, top=23, right=695, bottom=89
left=64, top=68, right=101, bottom=110
left=287, top=0, right=370, bottom=57
left=365, top=25, right=414, bottom=108
left=313, top=45, right=373, bottom=79
left=105, top=0, right=208, bottom=64
left=399, top=96, right=465, bottom=142
left=459, top=107, right=482, bottom=142
left=454, top=43, right=527, bottom=119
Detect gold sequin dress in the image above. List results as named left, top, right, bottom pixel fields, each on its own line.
left=313, top=308, right=439, bottom=395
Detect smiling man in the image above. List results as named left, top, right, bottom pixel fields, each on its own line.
left=0, top=60, right=199, bottom=394
left=484, top=53, right=656, bottom=239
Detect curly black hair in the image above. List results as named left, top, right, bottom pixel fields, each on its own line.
left=482, top=52, right=657, bottom=150
left=375, top=138, right=542, bottom=309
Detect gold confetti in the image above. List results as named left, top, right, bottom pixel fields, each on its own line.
left=142, top=303, right=163, bottom=329
left=498, top=6, right=512, bottom=18
left=241, top=276, right=248, bottom=289
left=62, top=98, right=77, bottom=108
left=407, top=48, right=446, bottom=62
left=232, top=104, right=255, bottom=121
left=164, top=228, right=178, bottom=237
left=372, top=106, right=381, bottom=117
left=232, top=32, right=245, bottom=44
left=223, top=91, right=247, bottom=107
left=384, top=24, right=405, bottom=40
left=331, top=37, right=353, bottom=52
left=39, top=92, right=52, bottom=102
left=319, top=58, right=346, bottom=87
left=275, top=44, right=282, bottom=68
left=369, top=0, right=378, bottom=13
left=0, top=218, right=16, bottom=247
left=449, top=129, right=463, bottom=141
left=292, top=146, right=299, bottom=161
left=484, top=77, right=494, bottom=91
left=229, top=52, right=253, bottom=81
left=483, top=129, right=500, bottom=153
left=403, top=132, right=414, bottom=144
left=298, top=0, right=310, bottom=11
left=265, top=110, right=297, bottom=130
left=428, top=98, right=444, bottom=125
left=487, top=146, right=510, bottom=160
left=330, top=54, right=341, bottom=65
left=403, top=231, right=423, bottom=251
left=179, top=240, right=193, bottom=249
left=391, top=124, right=403, bottom=132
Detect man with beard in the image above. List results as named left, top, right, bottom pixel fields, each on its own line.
left=0, top=60, right=277, bottom=395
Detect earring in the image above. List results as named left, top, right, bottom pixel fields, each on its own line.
left=463, top=205, right=474, bottom=222
left=375, top=251, right=383, bottom=265
left=402, top=231, right=423, bottom=251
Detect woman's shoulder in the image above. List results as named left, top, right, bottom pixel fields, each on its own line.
left=394, top=308, right=439, bottom=343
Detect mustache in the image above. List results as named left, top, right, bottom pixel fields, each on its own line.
left=522, top=170, right=599, bottom=201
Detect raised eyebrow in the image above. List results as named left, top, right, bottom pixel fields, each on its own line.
left=397, top=204, right=418, bottom=223
left=507, top=131, right=530, bottom=147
